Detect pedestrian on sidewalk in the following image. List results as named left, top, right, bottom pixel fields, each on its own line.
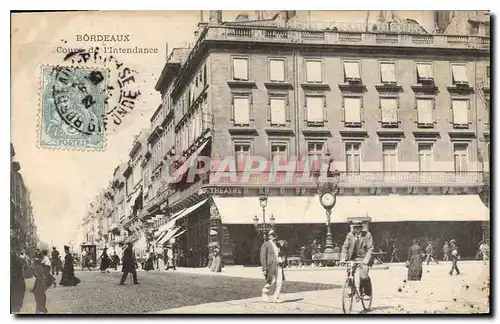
left=50, top=247, right=60, bottom=276
left=449, top=240, right=460, bottom=275
left=41, top=250, right=56, bottom=288
left=111, top=252, right=120, bottom=270
left=210, top=247, right=222, bottom=272
left=81, top=250, right=92, bottom=271
left=166, top=246, right=176, bottom=270
left=99, top=247, right=110, bottom=273
left=478, top=241, right=489, bottom=265
left=10, top=251, right=26, bottom=313
left=60, top=246, right=81, bottom=287
left=260, top=230, right=285, bottom=303
left=390, top=243, right=400, bottom=263
left=425, top=243, right=439, bottom=265
left=407, top=238, right=424, bottom=281
left=442, top=241, right=450, bottom=261
left=119, top=242, right=139, bottom=285
left=157, top=247, right=165, bottom=271
left=31, top=253, right=48, bottom=314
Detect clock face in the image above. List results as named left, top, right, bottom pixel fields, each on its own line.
left=320, top=193, right=336, bottom=208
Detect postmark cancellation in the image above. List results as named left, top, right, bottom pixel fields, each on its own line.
left=38, top=65, right=108, bottom=150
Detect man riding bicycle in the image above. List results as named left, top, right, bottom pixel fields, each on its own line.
left=341, top=217, right=374, bottom=299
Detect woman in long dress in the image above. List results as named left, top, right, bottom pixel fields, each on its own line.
left=99, top=248, right=110, bottom=273
left=210, top=247, right=222, bottom=272
left=407, top=238, right=424, bottom=281
left=60, top=246, right=81, bottom=286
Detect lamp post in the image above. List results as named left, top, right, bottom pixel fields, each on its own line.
left=315, top=148, right=340, bottom=259
left=253, top=196, right=274, bottom=240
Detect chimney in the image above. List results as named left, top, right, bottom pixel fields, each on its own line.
left=255, top=11, right=263, bottom=20
left=165, top=42, right=169, bottom=61
left=209, top=10, right=222, bottom=25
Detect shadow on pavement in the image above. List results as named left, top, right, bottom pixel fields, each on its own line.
left=361, top=305, right=396, bottom=314
left=281, top=298, right=304, bottom=303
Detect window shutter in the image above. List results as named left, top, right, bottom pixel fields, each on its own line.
left=452, top=65, right=468, bottom=84
left=417, top=63, right=433, bottom=79
left=344, top=62, right=360, bottom=80
left=452, top=100, right=469, bottom=125
left=380, top=63, right=396, bottom=83
left=344, top=97, right=361, bottom=123
left=306, top=61, right=322, bottom=83
left=341, top=97, right=345, bottom=122
left=233, top=58, right=248, bottom=80
left=381, top=98, right=398, bottom=123
left=417, top=99, right=433, bottom=124
left=234, top=97, right=250, bottom=125
left=270, top=60, right=285, bottom=82
left=306, top=96, right=323, bottom=122
left=270, top=98, right=286, bottom=125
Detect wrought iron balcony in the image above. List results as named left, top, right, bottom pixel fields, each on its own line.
left=206, top=171, right=487, bottom=188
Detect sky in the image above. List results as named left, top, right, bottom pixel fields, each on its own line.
left=10, top=10, right=437, bottom=250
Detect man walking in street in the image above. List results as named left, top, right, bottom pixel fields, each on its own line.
left=390, top=243, right=400, bottom=263
left=119, top=242, right=139, bottom=285
left=425, top=242, right=439, bottom=265
left=449, top=239, right=460, bottom=275
left=50, top=247, right=60, bottom=275
left=111, top=251, right=120, bottom=270
left=442, top=241, right=450, bottom=261
left=260, top=230, right=285, bottom=303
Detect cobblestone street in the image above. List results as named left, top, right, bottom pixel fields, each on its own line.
left=17, top=261, right=489, bottom=314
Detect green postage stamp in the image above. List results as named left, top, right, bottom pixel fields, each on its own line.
left=38, top=66, right=108, bottom=150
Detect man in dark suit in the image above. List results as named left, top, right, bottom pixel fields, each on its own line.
left=341, top=220, right=374, bottom=299
left=260, top=230, right=285, bottom=303
left=449, top=239, right=460, bottom=275
left=119, top=242, right=139, bottom=285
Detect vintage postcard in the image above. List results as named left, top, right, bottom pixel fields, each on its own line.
left=10, top=10, right=490, bottom=315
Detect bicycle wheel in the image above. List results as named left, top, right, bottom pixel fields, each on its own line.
left=360, top=279, right=373, bottom=311
left=341, top=278, right=354, bottom=314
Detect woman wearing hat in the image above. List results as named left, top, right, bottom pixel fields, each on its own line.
left=407, top=238, right=424, bottom=281
left=60, top=246, right=81, bottom=286
left=99, top=247, right=110, bottom=273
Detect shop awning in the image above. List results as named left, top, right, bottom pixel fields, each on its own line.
left=157, top=198, right=209, bottom=233
left=158, top=226, right=182, bottom=246
left=172, top=229, right=187, bottom=240
left=212, top=195, right=489, bottom=224
left=354, top=194, right=489, bottom=222
left=155, top=231, right=168, bottom=244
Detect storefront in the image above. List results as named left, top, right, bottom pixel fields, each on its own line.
left=210, top=194, right=490, bottom=265
left=154, top=199, right=210, bottom=267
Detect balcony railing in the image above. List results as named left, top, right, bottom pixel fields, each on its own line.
left=201, top=25, right=489, bottom=50
left=206, top=171, right=487, bottom=187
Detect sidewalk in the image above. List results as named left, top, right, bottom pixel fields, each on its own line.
left=154, top=261, right=490, bottom=314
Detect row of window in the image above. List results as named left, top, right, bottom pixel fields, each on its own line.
left=233, top=141, right=482, bottom=173
left=232, top=94, right=474, bottom=128
left=232, top=57, right=490, bottom=85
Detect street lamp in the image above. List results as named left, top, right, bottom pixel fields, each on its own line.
left=253, top=196, right=274, bottom=240
left=315, top=148, right=340, bottom=259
